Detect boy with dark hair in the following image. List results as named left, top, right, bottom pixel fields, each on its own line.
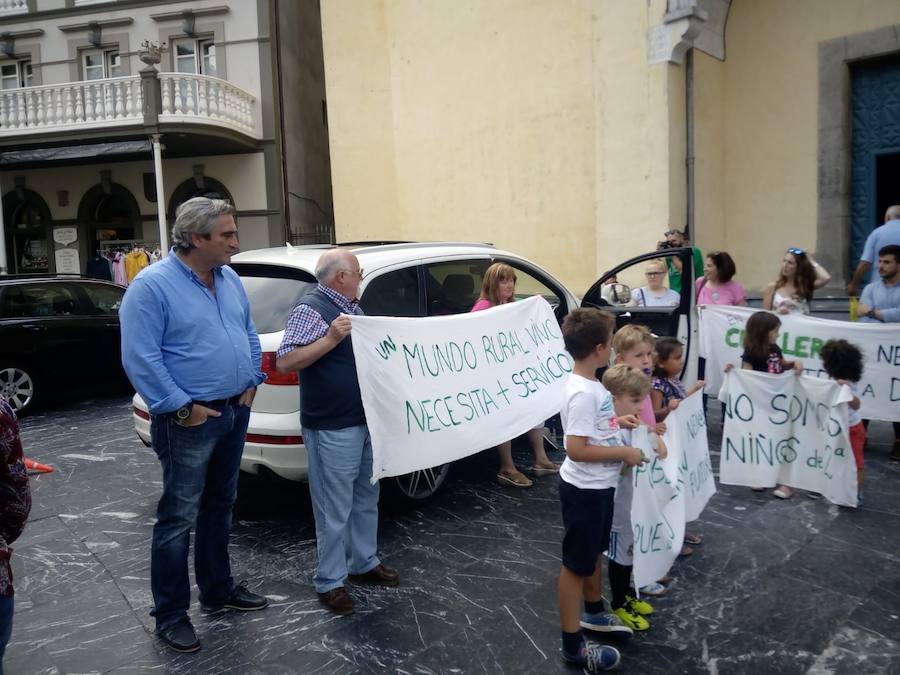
left=557, top=308, right=647, bottom=672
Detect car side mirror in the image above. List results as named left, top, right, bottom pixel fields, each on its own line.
left=600, top=283, right=631, bottom=306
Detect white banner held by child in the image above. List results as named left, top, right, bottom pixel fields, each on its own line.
left=630, top=392, right=716, bottom=589
left=718, top=369, right=857, bottom=507
left=349, top=296, right=572, bottom=481
left=698, top=305, right=900, bottom=422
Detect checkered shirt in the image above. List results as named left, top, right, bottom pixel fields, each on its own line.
left=277, top=284, right=363, bottom=358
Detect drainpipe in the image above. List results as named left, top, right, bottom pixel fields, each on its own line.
left=685, top=48, right=695, bottom=238
left=0, top=174, right=7, bottom=274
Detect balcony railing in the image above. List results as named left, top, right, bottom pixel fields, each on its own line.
left=0, top=77, right=144, bottom=132
left=0, top=73, right=260, bottom=139
left=159, top=73, right=258, bottom=137
left=0, top=0, right=28, bottom=15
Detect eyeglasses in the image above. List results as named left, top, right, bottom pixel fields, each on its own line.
left=787, top=247, right=804, bottom=256
left=645, top=272, right=664, bottom=277
left=664, top=229, right=680, bottom=236
left=339, top=268, right=364, bottom=278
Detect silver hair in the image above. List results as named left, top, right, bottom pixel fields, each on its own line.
left=315, top=249, right=348, bottom=283
left=171, top=197, right=236, bottom=250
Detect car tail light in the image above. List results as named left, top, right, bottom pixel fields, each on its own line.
left=246, top=433, right=303, bottom=445
left=133, top=406, right=150, bottom=421
left=261, top=351, right=299, bottom=386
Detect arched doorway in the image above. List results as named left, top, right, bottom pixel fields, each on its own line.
left=167, top=176, right=234, bottom=222
left=2, top=189, right=52, bottom=274
left=77, top=183, right=141, bottom=253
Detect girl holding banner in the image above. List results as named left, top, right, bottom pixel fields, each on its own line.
left=470, top=263, right=560, bottom=487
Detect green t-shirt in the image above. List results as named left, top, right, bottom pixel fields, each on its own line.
left=666, top=247, right=704, bottom=293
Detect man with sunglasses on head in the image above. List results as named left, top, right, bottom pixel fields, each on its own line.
left=276, top=248, right=399, bottom=616
left=847, top=205, right=900, bottom=296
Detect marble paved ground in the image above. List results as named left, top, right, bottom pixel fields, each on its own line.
left=5, top=395, right=900, bottom=674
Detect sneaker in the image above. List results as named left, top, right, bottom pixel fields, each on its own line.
left=157, top=618, right=200, bottom=653
left=201, top=581, right=269, bottom=613
left=624, top=595, right=654, bottom=616
left=772, top=485, right=794, bottom=499
left=561, top=642, right=621, bottom=672
left=806, top=492, right=823, bottom=500
left=638, top=582, right=667, bottom=597
left=613, top=605, right=649, bottom=631
left=580, top=610, right=633, bottom=635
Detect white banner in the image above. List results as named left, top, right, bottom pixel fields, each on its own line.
left=718, top=369, right=857, bottom=507
left=630, top=392, right=716, bottom=589
left=349, top=296, right=572, bottom=481
left=699, top=305, right=900, bottom=422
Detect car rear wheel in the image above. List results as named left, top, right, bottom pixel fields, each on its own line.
left=389, top=463, right=451, bottom=505
left=0, top=363, right=38, bottom=414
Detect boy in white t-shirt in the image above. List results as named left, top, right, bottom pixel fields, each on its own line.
left=557, top=309, right=648, bottom=673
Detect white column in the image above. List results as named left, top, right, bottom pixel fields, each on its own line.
left=151, top=134, right=169, bottom=256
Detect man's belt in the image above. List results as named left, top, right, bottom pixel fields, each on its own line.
left=193, top=395, right=242, bottom=408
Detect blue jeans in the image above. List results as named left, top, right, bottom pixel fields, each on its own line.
left=0, top=594, right=12, bottom=673
left=305, top=425, right=380, bottom=593
left=149, top=403, right=250, bottom=631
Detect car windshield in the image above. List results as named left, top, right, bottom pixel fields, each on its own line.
left=232, top=264, right=317, bottom=334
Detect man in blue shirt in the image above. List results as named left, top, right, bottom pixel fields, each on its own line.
left=847, top=205, right=900, bottom=296
left=858, top=244, right=900, bottom=461
left=276, top=248, right=399, bottom=616
left=120, top=197, right=268, bottom=653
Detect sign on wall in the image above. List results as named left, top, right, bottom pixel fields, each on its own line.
left=54, top=248, right=80, bottom=274
left=350, top=297, right=572, bottom=481
left=699, top=305, right=900, bottom=422
left=52, top=227, right=78, bottom=246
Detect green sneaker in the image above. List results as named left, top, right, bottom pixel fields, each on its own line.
left=625, top=595, right=654, bottom=616
left=613, top=605, right=650, bottom=631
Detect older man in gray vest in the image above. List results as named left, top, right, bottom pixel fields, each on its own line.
left=276, top=248, right=399, bottom=615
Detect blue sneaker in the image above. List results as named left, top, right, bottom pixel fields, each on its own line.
left=562, top=642, right=621, bottom=672
left=579, top=610, right=633, bottom=635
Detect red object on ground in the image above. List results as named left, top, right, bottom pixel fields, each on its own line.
left=24, top=458, right=54, bottom=473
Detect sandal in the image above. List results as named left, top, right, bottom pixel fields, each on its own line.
left=657, top=575, right=673, bottom=586
left=684, top=532, right=702, bottom=546
left=531, top=462, right=560, bottom=476
left=678, top=544, right=693, bottom=558
left=497, top=470, right=533, bottom=488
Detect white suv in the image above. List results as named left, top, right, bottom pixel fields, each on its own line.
left=132, top=242, right=698, bottom=502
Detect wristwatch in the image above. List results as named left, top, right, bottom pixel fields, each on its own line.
left=175, top=403, right=193, bottom=421
left=866, top=309, right=877, bottom=320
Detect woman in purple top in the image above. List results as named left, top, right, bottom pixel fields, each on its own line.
left=471, top=263, right=559, bottom=488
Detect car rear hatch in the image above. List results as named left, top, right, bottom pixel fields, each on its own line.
left=232, top=262, right=316, bottom=414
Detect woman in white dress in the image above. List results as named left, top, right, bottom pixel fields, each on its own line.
left=630, top=260, right=681, bottom=307
left=762, top=247, right=831, bottom=315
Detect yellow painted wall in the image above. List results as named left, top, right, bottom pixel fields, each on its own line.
left=700, top=0, right=900, bottom=291
left=323, top=0, right=679, bottom=295
left=323, top=0, right=900, bottom=295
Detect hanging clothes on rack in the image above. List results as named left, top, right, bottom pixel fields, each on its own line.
left=86, top=254, right=113, bottom=281
left=112, top=251, right=128, bottom=286
left=125, top=247, right=150, bottom=283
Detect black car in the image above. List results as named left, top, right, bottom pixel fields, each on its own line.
left=0, top=275, right=128, bottom=414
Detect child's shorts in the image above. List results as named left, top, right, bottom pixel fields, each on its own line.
left=559, top=478, right=615, bottom=577
left=849, top=421, right=866, bottom=470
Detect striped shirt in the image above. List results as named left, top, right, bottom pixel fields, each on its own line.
left=277, top=283, right=363, bottom=358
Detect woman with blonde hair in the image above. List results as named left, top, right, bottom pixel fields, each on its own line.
left=471, top=263, right=560, bottom=487
left=630, top=259, right=681, bottom=307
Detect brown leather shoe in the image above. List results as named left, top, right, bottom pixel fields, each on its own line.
left=317, top=587, right=354, bottom=615
left=348, top=563, right=400, bottom=587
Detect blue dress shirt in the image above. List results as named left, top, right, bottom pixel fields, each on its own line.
left=120, top=251, right=265, bottom=414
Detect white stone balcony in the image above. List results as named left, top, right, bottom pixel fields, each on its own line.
left=0, top=0, right=28, bottom=16
left=0, top=73, right=260, bottom=140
